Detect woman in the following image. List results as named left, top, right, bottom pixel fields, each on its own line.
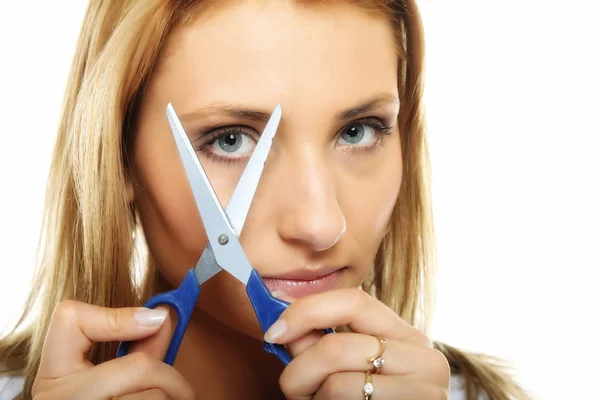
left=0, top=0, right=531, bottom=399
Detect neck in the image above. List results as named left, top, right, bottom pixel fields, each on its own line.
left=174, top=309, right=286, bottom=400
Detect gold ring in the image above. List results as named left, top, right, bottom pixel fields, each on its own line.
left=110, top=397, right=119, bottom=400
left=363, top=369, right=374, bottom=400
left=368, top=336, right=386, bottom=374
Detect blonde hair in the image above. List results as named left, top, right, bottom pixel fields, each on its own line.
left=0, top=1, right=531, bottom=399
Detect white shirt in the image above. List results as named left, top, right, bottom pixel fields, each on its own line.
left=0, top=374, right=483, bottom=399
left=0, top=375, right=24, bottom=400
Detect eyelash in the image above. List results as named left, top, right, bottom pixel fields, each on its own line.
left=339, top=117, right=394, bottom=152
left=194, top=126, right=257, bottom=165
left=193, top=117, right=395, bottom=163
left=349, top=117, right=394, bottom=136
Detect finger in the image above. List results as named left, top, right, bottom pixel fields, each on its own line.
left=118, top=388, right=171, bottom=399
left=38, top=300, right=168, bottom=379
left=286, top=330, right=323, bottom=357
left=280, top=333, right=450, bottom=396
left=270, top=292, right=325, bottom=356
left=271, top=291, right=295, bottom=302
left=311, top=372, right=447, bottom=400
left=272, top=291, right=325, bottom=356
left=68, top=352, right=196, bottom=400
left=129, top=306, right=177, bottom=361
left=264, top=288, right=427, bottom=345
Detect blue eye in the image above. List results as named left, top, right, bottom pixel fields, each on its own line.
left=194, top=126, right=259, bottom=162
left=196, top=127, right=258, bottom=163
left=212, top=131, right=254, bottom=154
left=338, top=123, right=377, bottom=146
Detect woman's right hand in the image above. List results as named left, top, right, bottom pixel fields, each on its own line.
left=32, top=300, right=197, bottom=399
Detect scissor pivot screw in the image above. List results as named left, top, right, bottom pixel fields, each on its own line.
left=218, top=234, right=229, bottom=245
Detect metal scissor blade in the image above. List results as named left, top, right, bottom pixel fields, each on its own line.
left=226, top=104, right=281, bottom=236
left=166, top=103, right=265, bottom=285
left=191, top=105, right=281, bottom=285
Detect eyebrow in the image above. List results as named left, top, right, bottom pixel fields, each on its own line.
left=178, top=93, right=400, bottom=124
left=338, top=93, right=400, bottom=120
left=179, top=105, right=272, bottom=123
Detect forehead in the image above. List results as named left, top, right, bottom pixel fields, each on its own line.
left=150, top=0, right=398, bottom=113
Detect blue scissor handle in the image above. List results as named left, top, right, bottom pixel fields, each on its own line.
left=116, top=269, right=201, bottom=366
left=246, top=269, right=335, bottom=365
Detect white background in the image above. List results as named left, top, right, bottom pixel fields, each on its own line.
left=1, top=1, right=598, bottom=399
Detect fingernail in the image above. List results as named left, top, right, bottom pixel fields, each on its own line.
left=134, top=308, right=168, bottom=326
left=264, top=319, right=287, bottom=343
left=271, top=290, right=287, bottom=297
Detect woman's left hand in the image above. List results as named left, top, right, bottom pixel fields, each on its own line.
left=265, top=288, right=451, bottom=400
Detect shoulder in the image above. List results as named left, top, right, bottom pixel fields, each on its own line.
left=0, top=374, right=23, bottom=400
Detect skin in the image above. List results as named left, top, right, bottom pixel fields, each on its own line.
left=32, top=1, right=451, bottom=399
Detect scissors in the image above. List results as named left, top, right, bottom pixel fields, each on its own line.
left=117, top=103, right=334, bottom=366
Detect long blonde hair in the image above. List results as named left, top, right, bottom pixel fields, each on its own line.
left=0, top=1, right=531, bottom=399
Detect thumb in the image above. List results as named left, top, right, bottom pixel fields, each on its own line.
left=129, top=306, right=177, bottom=361
left=38, top=301, right=170, bottom=379
left=271, top=292, right=324, bottom=357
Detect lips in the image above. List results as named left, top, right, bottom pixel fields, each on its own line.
left=262, top=266, right=346, bottom=298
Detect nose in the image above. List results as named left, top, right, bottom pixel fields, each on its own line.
left=275, top=150, right=346, bottom=252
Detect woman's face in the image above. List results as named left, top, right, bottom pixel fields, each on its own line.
left=130, top=0, right=402, bottom=339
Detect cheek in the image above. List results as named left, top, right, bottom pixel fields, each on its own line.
left=132, top=134, right=204, bottom=284
left=342, top=137, right=402, bottom=262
